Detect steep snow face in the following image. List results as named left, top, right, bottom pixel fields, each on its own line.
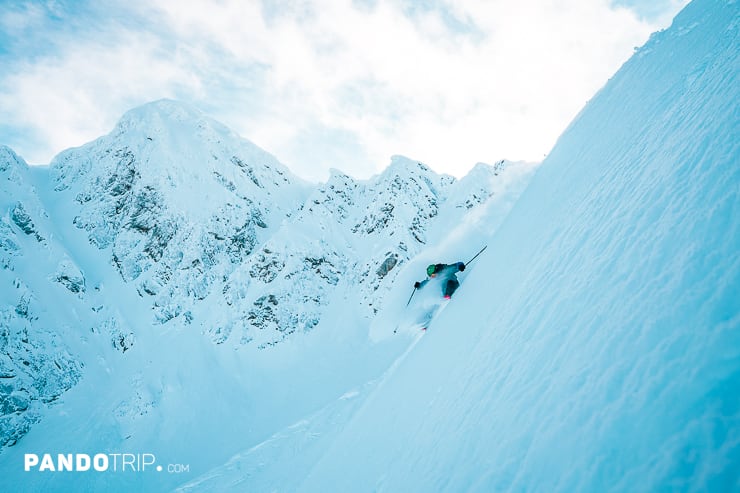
left=325, top=157, right=455, bottom=316
left=0, top=147, right=88, bottom=449
left=180, top=1, right=739, bottom=491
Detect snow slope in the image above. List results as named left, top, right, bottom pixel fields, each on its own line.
left=180, top=0, right=739, bottom=491
left=0, top=96, right=537, bottom=491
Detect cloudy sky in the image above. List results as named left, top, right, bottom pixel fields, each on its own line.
left=1, top=0, right=688, bottom=181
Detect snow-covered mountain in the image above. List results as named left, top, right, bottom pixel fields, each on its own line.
left=176, top=0, right=739, bottom=491
left=49, top=100, right=311, bottom=331
left=0, top=146, right=87, bottom=450
left=0, top=98, right=537, bottom=491
left=4, top=0, right=736, bottom=490
left=32, top=100, right=523, bottom=349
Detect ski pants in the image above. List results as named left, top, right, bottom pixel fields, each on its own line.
left=444, top=279, right=460, bottom=298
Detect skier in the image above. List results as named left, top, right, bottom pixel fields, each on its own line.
left=414, top=262, right=466, bottom=299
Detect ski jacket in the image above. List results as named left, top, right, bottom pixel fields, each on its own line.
left=415, top=262, right=465, bottom=290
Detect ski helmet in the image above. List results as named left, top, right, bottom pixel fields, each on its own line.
left=427, top=264, right=436, bottom=276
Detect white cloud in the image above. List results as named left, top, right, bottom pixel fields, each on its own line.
left=0, top=0, right=688, bottom=180
left=0, top=10, right=203, bottom=162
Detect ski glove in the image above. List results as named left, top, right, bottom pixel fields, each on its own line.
left=414, top=281, right=421, bottom=288
left=458, top=262, right=466, bottom=271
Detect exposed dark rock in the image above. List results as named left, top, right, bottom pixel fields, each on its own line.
left=10, top=203, right=43, bottom=243
left=376, top=254, right=398, bottom=278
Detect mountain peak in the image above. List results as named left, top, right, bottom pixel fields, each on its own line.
left=112, top=99, right=234, bottom=143
left=0, top=145, right=30, bottom=186
left=384, top=155, right=435, bottom=177
left=51, top=98, right=303, bottom=196
left=0, top=145, right=27, bottom=171
left=119, top=98, right=204, bottom=122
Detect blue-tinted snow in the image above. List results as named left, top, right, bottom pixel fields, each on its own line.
left=180, top=0, right=739, bottom=491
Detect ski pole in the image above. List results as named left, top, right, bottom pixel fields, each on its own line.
left=465, top=245, right=488, bottom=266
left=405, top=287, right=417, bottom=307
